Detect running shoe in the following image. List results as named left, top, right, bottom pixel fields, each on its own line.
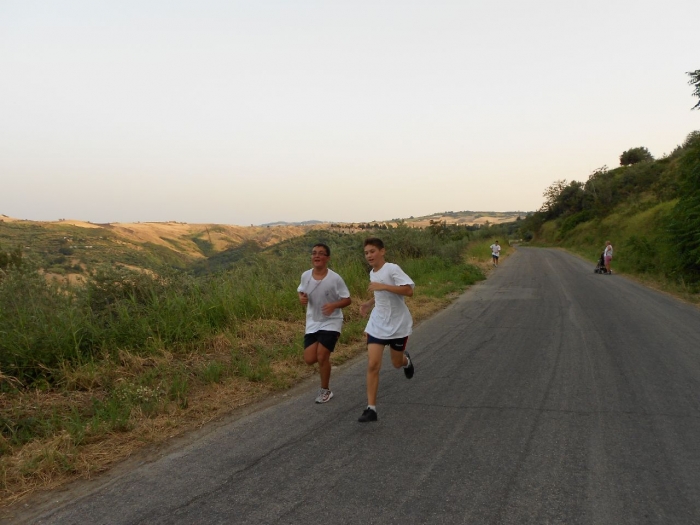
left=358, top=407, right=378, bottom=422
left=403, top=351, right=414, bottom=379
left=315, top=388, right=333, bottom=404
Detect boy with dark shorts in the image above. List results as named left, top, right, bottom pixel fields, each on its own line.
left=490, top=240, right=501, bottom=267
left=298, top=243, right=351, bottom=403
left=358, top=238, right=415, bottom=422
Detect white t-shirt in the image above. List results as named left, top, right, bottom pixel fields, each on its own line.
left=604, top=245, right=613, bottom=257
left=297, top=269, right=350, bottom=333
left=365, top=262, right=415, bottom=339
left=490, top=244, right=501, bottom=256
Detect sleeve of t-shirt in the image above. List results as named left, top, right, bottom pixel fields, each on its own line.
left=390, top=264, right=415, bottom=288
left=335, top=275, right=351, bottom=298
left=297, top=271, right=307, bottom=293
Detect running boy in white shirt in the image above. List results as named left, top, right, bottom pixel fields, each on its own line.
left=358, top=238, right=415, bottom=422
left=490, top=240, right=501, bottom=267
left=298, top=243, right=352, bottom=404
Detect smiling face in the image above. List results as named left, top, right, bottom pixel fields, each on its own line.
left=311, top=245, right=330, bottom=270
left=363, top=244, right=386, bottom=270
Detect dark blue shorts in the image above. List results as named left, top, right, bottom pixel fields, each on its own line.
left=304, top=330, right=340, bottom=352
left=366, top=334, right=409, bottom=352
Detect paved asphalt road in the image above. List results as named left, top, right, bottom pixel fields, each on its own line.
left=17, top=247, right=700, bottom=524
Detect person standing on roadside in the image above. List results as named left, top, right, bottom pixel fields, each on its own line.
left=357, top=238, right=415, bottom=423
left=604, top=240, right=613, bottom=274
left=490, top=240, right=501, bottom=267
left=298, top=243, right=352, bottom=404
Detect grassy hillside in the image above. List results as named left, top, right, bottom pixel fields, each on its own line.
left=0, top=220, right=515, bottom=508
left=0, top=217, right=324, bottom=278
left=0, top=211, right=523, bottom=279
left=519, top=130, right=700, bottom=296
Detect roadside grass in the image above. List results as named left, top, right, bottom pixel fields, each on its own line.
left=0, top=228, right=502, bottom=510
left=530, top=200, right=700, bottom=304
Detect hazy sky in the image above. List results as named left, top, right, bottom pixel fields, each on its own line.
left=1, top=1, right=698, bottom=225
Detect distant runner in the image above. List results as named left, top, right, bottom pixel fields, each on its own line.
left=490, top=240, right=501, bottom=267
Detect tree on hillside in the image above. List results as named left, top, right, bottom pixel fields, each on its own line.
left=539, top=179, right=588, bottom=220
left=688, top=69, right=700, bottom=110
left=620, top=147, right=653, bottom=166
left=683, top=130, right=700, bottom=148
left=669, top=132, right=700, bottom=276
left=540, top=179, right=568, bottom=218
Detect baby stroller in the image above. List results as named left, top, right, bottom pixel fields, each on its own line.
left=594, top=252, right=609, bottom=274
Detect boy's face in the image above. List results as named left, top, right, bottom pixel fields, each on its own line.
left=364, top=244, right=385, bottom=269
left=311, top=247, right=329, bottom=269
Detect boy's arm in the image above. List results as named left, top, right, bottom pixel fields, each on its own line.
left=298, top=291, right=308, bottom=305
left=360, top=296, right=375, bottom=317
left=321, top=297, right=351, bottom=316
left=367, top=282, right=414, bottom=297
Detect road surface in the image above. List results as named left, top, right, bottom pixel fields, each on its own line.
left=17, top=248, right=700, bottom=524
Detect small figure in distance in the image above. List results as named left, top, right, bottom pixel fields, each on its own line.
left=298, top=243, right=352, bottom=404
left=358, top=238, right=415, bottom=423
left=490, top=240, right=501, bottom=267
left=604, top=240, right=613, bottom=275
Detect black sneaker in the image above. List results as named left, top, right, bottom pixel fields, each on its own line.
left=403, top=352, right=414, bottom=379
left=358, top=407, right=378, bottom=423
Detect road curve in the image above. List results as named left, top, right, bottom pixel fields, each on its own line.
left=21, top=247, right=700, bottom=524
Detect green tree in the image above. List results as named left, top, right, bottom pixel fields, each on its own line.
left=620, top=147, right=653, bottom=166
left=688, top=69, right=700, bottom=110
left=669, top=132, right=700, bottom=275
left=540, top=179, right=568, bottom=219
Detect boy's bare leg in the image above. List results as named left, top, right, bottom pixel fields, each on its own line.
left=316, top=345, right=331, bottom=390
left=366, top=343, right=384, bottom=406
left=390, top=349, right=408, bottom=368
left=304, top=342, right=332, bottom=389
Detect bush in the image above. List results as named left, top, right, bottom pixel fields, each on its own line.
left=620, top=147, right=653, bottom=166
left=0, top=227, right=482, bottom=387
left=669, top=134, right=700, bottom=278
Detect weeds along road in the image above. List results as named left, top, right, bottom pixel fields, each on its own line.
left=20, top=247, right=700, bottom=525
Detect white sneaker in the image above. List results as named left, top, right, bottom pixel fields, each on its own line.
left=315, top=388, right=333, bottom=404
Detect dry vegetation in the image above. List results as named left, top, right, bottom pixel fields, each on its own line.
left=1, top=215, right=321, bottom=259
left=1, top=214, right=514, bottom=517
left=0, top=282, right=480, bottom=513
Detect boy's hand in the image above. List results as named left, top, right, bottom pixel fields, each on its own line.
left=299, top=292, right=308, bottom=306
left=360, top=302, right=372, bottom=317
left=321, top=303, right=335, bottom=316
left=367, top=282, right=385, bottom=293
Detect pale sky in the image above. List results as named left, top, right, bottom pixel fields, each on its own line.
left=1, top=1, right=698, bottom=225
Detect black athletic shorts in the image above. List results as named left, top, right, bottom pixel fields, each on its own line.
left=304, top=330, right=340, bottom=352
left=366, top=334, right=409, bottom=352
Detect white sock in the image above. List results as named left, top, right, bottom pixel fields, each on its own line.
left=403, top=355, right=411, bottom=368
left=368, top=405, right=376, bottom=411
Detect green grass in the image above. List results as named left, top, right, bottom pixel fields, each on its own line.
left=0, top=226, right=487, bottom=387
left=0, top=225, right=493, bottom=470
left=532, top=199, right=698, bottom=295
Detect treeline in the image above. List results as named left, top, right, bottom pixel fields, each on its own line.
left=519, top=130, right=700, bottom=283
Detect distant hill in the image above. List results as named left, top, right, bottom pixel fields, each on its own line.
left=260, top=220, right=326, bottom=227
left=0, top=216, right=323, bottom=279
left=401, top=211, right=525, bottom=228
left=1, top=210, right=525, bottom=279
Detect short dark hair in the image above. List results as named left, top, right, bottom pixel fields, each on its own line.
left=312, top=243, right=330, bottom=256
left=364, top=237, right=384, bottom=249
